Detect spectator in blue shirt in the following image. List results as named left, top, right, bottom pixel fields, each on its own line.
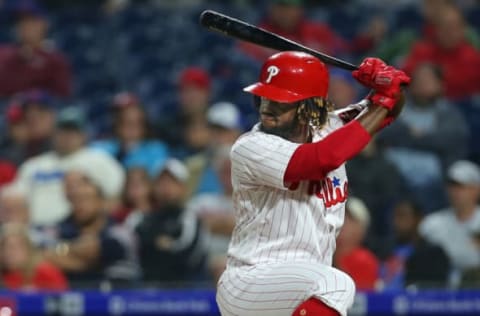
left=92, top=92, right=169, bottom=177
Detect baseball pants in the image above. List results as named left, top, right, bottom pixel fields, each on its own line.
left=216, top=262, right=355, bottom=316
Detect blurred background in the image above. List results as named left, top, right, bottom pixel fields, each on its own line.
left=0, top=0, right=479, bottom=315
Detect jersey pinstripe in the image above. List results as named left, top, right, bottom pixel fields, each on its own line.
left=217, top=114, right=355, bottom=316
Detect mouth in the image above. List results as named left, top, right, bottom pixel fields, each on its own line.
left=261, top=111, right=275, bottom=118
left=261, top=112, right=277, bottom=122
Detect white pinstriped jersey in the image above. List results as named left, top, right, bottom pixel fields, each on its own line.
left=228, top=113, right=347, bottom=267
left=217, top=114, right=355, bottom=316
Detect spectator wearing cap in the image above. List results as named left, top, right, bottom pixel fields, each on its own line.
left=44, top=168, right=138, bottom=285
left=419, top=160, right=480, bottom=282
left=0, top=90, right=56, bottom=165
left=157, top=67, right=212, bottom=159
left=91, top=92, right=169, bottom=177
left=12, top=106, right=125, bottom=226
left=136, top=159, right=207, bottom=283
left=334, top=197, right=380, bottom=291
left=238, top=0, right=347, bottom=62
left=207, top=102, right=243, bottom=146
left=185, top=101, right=243, bottom=197
left=381, top=199, right=450, bottom=290
left=0, top=1, right=72, bottom=97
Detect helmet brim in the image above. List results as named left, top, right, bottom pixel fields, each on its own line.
left=243, top=82, right=306, bottom=103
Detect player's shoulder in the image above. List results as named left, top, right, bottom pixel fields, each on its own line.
left=232, top=124, right=284, bottom=152
left=312, top=112, right=344, bottom=137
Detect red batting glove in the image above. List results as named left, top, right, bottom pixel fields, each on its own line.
left=352, top=58, right=411, bottom=110
left=352, top=57, right=387, bottom=86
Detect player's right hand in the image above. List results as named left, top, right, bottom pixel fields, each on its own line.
left=352, top=57, right=411, bottom=111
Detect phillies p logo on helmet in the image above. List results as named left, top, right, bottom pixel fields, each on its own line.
left=243, top=51, right=329, bottom=103
left=266, top=65, right=280, bottom=83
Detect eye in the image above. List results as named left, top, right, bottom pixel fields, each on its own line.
left=260, top=97, right=273, bottom=107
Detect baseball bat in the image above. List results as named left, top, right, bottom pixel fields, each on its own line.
left=199, top=10, right=358, bottom=71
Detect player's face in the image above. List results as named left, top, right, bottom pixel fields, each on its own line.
left=259, top=97, right=299, bottom=138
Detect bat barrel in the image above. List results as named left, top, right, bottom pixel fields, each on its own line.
left=199, top=10, right=358, bottom=71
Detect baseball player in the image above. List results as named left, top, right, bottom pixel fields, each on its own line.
left=216, top=52, right=410, bottom=316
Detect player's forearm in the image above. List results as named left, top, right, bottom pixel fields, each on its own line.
left=284, top=93, right=405, bottom=183
left=355, top=91, right=405, bottom=134
left=354, top=103, right=389, bottom=134
left=284, top=120, right=371, bottom=183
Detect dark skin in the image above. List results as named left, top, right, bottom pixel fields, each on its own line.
left=259, top=94, right=404, bottom=143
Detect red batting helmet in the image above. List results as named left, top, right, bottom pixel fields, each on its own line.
left=244, top=51, right=329, bottom=103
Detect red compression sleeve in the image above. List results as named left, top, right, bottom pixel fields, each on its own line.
left=284, top=120, right=371, bottom=183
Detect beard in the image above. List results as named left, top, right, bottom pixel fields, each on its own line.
left=259, top=115, right=301, bottom=140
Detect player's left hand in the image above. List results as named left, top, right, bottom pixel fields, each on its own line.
left=352, top=57, right=410, bottom=111
left=352, top=58, right=411, bottom=96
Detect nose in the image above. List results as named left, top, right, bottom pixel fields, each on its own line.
left=259, top=101, right=272, bottom=113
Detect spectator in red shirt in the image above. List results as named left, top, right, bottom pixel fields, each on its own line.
left=0, top=2, right=72, bottom=97
left=0, top=222, right=68, bottom=291
left=402, top=5, right=480, bottom=99
left=238, top=0, right=346, bottom=62
left=335, top=197, right=380, bottom=291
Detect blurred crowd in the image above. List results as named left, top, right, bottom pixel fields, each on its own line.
left=0, top=0, right=479, bottom=294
